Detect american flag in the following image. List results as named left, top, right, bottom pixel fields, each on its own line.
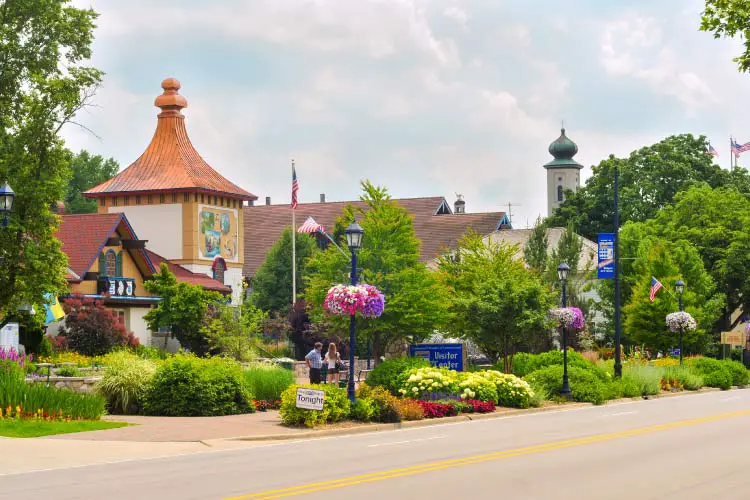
left=649, top=276, right=663, bottom=302
left=298, top=216, right=324, bottom=234
left=291, top=163, right=299, bottom=209
left=731, top=139, right=750, bottom=157
left=708, top=143, right=718, bottom=157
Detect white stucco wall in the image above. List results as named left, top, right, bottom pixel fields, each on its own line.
left=546, top=169, right=581, bottom=216
left=109, top=204, right=182, bottom=259
left=127, top=307, right=153, bottom=346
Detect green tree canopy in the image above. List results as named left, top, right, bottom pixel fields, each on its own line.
left=144, top=263, right=223, bottom=356
left=439, top=231, right=557, bottom=370
left=0, top=0, right=103, bottom=316
left=547, top=134, right=740, bottom=241
left=623, top=239, right=724, bottom=355
left=65, top=150, right=119, bottom=213
left=523, top=217, right=548, bottom=274
left=700, top=0, right=750, bottom=72
left=304, top=181, right=451, bottom=362
left=250, top=227, right=318, bottom=314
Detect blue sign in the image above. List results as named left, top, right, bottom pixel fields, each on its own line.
left=671, top=349, right=681, bottom=357
left=597, top=233, right=615, bottom=279
left=409, top=343, right=464, bottom=371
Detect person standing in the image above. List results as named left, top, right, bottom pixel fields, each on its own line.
left=305, top=342, right=323, bottom=384
left=324, top=343, right=340, bottom=386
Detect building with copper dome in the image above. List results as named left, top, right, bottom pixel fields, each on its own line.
left=544, top=127, right=583, bottom=216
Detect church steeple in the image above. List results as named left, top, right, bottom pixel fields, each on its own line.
left=544, top=126, right=583, bottom=216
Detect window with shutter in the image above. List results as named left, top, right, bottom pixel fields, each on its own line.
left=115, top=251, right=123, bottom=277
left=105, top=250, right=117, bottom=277
left=98, top=252, right=107, bottom=275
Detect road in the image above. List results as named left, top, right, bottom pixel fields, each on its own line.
left=1, top=390, right=749, bottom=500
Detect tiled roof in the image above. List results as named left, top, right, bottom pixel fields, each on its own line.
left=146, top=250, right=231, bottom=294
left=243, top=197, right=504, bottom=276
left=84, top=78, right=256, bottom=201
left=56, top=213, right=124, bottom=278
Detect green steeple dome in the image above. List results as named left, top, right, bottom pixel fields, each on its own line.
left=544, top=128, right=583, bottom=170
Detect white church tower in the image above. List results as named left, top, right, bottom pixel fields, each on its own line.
left=544, top=127, right=583, bottom=216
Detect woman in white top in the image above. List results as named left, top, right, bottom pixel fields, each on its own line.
left=324, top=343, right=340, bottom=385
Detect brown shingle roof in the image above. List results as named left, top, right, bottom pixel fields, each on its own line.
left=84, top=78, right=256, bottom=201
left=146, top=250, right=231, bottom=294
left=56, top=213, right=125, bottom=278
left=243, top=197, right=504, bottom=276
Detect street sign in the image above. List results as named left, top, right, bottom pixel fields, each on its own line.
left=409, top=343, right=465, bottom=371
left=597, top=233, right=615, bottom=279
left=720, top=331, right=744, bottom=347
left=670, top=349, right=680, bottom=357
left=295, top=388, right=324, bottom=410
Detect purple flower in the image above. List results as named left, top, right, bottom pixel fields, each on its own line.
left=324, top=283, right=385, bottom=318
left=550, top=307, right=585, bottom=330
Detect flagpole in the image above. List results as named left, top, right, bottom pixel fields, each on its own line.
left=730, top=136, right=735, bottom=170
left=291, top=159, right=297, bottom=308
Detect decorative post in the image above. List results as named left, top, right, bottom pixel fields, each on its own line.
left=666, top=309, right=696, bottom=366
left=345, top=222, right=364, bottom=403
left=613, top=164, right=622, bottom=378
left=675, top=279, right=685, bottom=366
left=557, top=263, right=571, bottom=397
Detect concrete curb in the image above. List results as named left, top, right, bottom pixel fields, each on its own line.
left=229, top=387, right=747, bottom=442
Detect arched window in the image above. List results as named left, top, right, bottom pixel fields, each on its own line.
left=106, top=250, right=117, bottom=277
left=213, top=259, right=226, bottom=284
left=557, top=185, right=564, bottom=202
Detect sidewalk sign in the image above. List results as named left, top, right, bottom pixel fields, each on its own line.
left=295, top=388, right=324, bottom=410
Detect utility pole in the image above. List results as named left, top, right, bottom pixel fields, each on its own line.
left=614, top=163, right=622, bottom=378
left=506, top=202, right=522, bottom=226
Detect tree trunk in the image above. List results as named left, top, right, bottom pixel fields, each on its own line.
left=373, top=331, right=382, bottom=367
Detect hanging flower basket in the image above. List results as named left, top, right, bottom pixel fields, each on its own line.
left=324, top=284, right=385, bottom=318
left=550, top=307, right=585, bottom=330
left=666, top=312, right=696, bottom=333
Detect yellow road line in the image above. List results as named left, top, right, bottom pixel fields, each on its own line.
left=226, top=410, right=750, bottom=500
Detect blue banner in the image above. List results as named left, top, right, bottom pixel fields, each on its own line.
left=408, top=343, right=464, bottom=371
left=597, top=233, right=615, bottom=279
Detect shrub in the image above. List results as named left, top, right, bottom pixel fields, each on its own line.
left=478, top=370, right=536, bottom=408
left=142, top=356, right=254, bottom=416
left=457, top=372, right=498, bottom=402
left=524, top=365, right=611, bottom=405
left=617, top=365, right=661, bottom=397
left=690, top=358, right=736, bottom=390
left=243, top=364, right=296, bottom=401
left=96, top=352, right=157, bottom=415
left=366, top=357, right=432, bottom=395
left=722, top=360, right=749, bottom=387
left=351, top=398, right=376, bottom=421
left=56, top=365, right=81, bottom=377
left=59, top=295, right=134, bottom=356
left=398, top=367, right=459, bottom=398
left=510, top=350, right=608, bottom=380
left=393, top=399, right=425, bottom=421
left=357, top=384, right=402, bottom=423
left=0, top=369, right=105, bottom=420
left=415, top=400, right=457, bottom=418
left=280, top=384, right=350, bottom=427
left=659, top=366, right=703, bottom=391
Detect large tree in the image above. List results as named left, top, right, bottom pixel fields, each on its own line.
left=439, top=232, right=556, bottom=370
left=65, top=150, right=118, bottom=213
left=304, top=181, right=451, bottom=362
left=144, top=263, right=223, bottom=356
left=547, top=134, right=739, bottom=242
left=623, top=240, right=723, bottom=355
left=250, top=227, right=318, bottom=315
left=700, top=0, right=750, bottom=72
left=0, top=0, right=102, bottom=316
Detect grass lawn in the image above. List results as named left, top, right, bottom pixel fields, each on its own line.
left=0, top=419, right=130, bottom=438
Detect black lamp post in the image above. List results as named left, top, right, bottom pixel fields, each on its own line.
left=675, top=279, right=685, bottom=366
left=0, top=183, right=15, bottom=228
left=558, top=262, right=572, bottom=397
left=345, top=221, right=363, bottom=403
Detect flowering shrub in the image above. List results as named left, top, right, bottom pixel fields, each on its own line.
left=415, top=400, right=457, bottom=418
left=550, top=307, right=585, bottom=330
left=463, top=400, right=495, bottom=413
left=479, top=370, right=536, bottom=408
left=253, top=399, right=282, bottom=411
left=457, top=372, right=499, bottom=402
left=398, top=367, right=459, bottom=398
left=666, top=312, right=697, bottom=333
left=0, top=347, right=33, bottom=368
left=324, top=284, right=384, bottom=318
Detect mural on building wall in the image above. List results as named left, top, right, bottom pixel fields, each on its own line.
left=198, top=206, right=238, bottom=262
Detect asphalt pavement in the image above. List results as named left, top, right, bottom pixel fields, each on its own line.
left=1, top=390, right=749, bottom=500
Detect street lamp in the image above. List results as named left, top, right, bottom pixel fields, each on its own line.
left=675, top=279, right=685, bottom=366
left=0, top=183, right=15, bottom=227
left=557, top=262, right=571, bottom=397
left=345, top=221, right=364, bottom=403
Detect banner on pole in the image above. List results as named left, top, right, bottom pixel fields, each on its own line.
left=597, top=233, right=615, bottom=279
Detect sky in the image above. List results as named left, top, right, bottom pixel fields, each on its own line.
left=64, top=0, right=750, bottom=228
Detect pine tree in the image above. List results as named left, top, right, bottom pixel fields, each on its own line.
left=523, top=217, right=548, bottom=274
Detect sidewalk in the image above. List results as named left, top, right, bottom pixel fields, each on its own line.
left=45, top=410, right=303, bottom=442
